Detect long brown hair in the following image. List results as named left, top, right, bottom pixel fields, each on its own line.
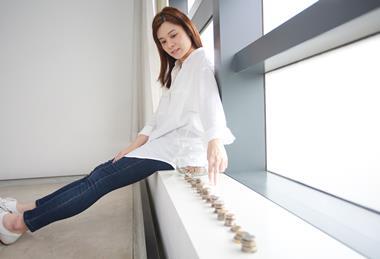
left=152, top=7, right=202, bottom=88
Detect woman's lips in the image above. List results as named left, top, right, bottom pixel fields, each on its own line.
left=171, top=48, right=180, bottom=55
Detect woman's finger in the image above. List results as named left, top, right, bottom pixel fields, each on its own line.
left=219, top=158, right=227, bottom=173
left=208, top=156, right=214, bottom=183
left=213, top=157, right=222, bottom=184
left=113, top=153, right=122, bottom=163
left=213, top=166, right=218, bottom=185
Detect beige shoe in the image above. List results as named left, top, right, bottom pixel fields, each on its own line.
left=0, top=197, right=19, bottom=214
left=0, top=209, right=22, bottom=245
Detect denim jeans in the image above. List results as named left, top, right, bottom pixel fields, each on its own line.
left=23, top=157, right=174, bottom=232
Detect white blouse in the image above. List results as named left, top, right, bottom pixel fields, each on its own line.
left=125, top=48, right=235, bottom=168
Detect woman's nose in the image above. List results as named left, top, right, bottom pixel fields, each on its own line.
left=168, top=39, right=175, bottom=49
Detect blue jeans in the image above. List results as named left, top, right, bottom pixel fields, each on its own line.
left=23, top=157, right=174, bottom=232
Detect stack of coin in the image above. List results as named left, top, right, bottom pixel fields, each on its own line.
left=213, top=200, right=224, bottom=213
left=184, top=174, right=191, bottom=181
left=230, top=224, right=241, bottom=233
left=241, top=233, right=257, bottom=253
left=211, top=197, right=221, bottom=208
left=233, top=230, right=248, bottom=244
left=201, top=187, right=210, bottom=200
left=217, top=208, right=227, bottom=221
left=208, top=195, right=218, bottom=205
left=224, top=213, right=235, bottom=227
left=191, top=178, right=200, bottom=188
left=196, top=183, right=204, bottom=193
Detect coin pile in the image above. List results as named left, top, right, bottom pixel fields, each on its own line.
left=181, top=166, right=207, bottom=177
left=234, top=230, right=248, bottom=244
left=208, top=194, right=218, bottom=205
left=184, top=174, right=192, bottom=182
left=181, top=173, right=258, bottom=254
left=196, top=182, right=204, bottom=194
left=191, top=178, right=201, bottom=189
left=217, top=208, right=227, bottom=221
left=201, top=187, right=210, bottom=200
left=213, top=200, right=224, bottom=213
left=230, top=224, right=241, bottom=233
left=224, top=213, right=235, bottom=227
left=190, top=179, right=197, bottom=188
left=241, top=233, right=257, bottom=253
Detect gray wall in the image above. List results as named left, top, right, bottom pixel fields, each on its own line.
left=0, top=0, right=135, bottom=180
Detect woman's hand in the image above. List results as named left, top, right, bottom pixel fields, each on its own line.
left=207, top=138, right=228, bottom=185
left=112, top=134, right=149, bottom=163
left=113, top=147, right=130, bottom=163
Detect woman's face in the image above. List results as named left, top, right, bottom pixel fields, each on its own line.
left=157, top=21, right=194, bottom=62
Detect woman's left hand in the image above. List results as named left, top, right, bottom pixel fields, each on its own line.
left=207, top=138, right=228, bottom=185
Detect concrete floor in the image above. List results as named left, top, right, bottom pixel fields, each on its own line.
left=0, top=176, right=133, bottom=259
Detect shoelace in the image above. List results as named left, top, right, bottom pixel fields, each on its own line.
left=0, top=198, right=15, bottom=212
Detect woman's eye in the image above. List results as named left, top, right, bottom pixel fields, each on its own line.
left=160, top=40, right=166, bottom=45
left=170, top=34, right=177, bottom=38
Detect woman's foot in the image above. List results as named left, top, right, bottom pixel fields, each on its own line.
left=0, top=209, right=24, bottom=245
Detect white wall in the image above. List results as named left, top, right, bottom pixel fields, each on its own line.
left=0, top=0, right=135, bottom=180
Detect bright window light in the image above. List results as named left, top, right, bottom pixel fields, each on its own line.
left=200, top=20, right=214, bottom=67
left=265, top=34, right=380, bottom=212
left=263, top=0, right=318, bottom=34
left=188, top=0, right=196, bottom=13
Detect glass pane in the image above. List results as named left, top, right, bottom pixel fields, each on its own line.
left=265, top=34, right=380, bottom=212
left=188, top=0, right=196, bottom=13
left=200, top=20, right=214, bottom=67
left=263, top=0, right=318, bottom=34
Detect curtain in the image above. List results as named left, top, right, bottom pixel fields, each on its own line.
left=129, top=0, right=163, bottom=141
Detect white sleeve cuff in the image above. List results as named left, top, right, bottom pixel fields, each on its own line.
left=203, top=126, right=235, bottom=145
left=138, top=125, right=154, bottom=136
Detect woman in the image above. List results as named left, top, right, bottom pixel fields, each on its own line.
left=0, top=7, right=234, bottom=245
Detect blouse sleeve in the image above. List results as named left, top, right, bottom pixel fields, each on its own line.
left=138, top=115, right=156, bottom=136
left=138, top=95, right=163, bottom=136
left=197, top=67, right=235, bottom=145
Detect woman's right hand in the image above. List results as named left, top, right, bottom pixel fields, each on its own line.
left=112, top=134, right=149, bottom=163
left=112, top=148, right=129, bottom=163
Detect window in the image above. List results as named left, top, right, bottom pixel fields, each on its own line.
left=181, top=0, right=380, bottom=257
left=263, top=0, right=318, bottom=34
left=187, top=0, right=196, bottom=13
left=265, top=34, right=380, bottom=212
left=200, top=20, right=214, bottom=67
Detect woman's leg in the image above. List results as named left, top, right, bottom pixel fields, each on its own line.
left=19, top=157, right=173, bottom=232
left=35, top=159, right=115, bottom=208
left=12, top=159, right=115, bottom=214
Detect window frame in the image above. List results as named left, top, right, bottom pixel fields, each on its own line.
left=169, top=0, right=380, bottom=258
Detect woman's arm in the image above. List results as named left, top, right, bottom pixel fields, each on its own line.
left=197, top=67, right=235, bottom=185
left=112, top=134, right=149, bottom=163
left=113, top=91, right=166, bottom=163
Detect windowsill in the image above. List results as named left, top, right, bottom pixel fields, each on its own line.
left=229, top=171, right=380, bottom=259
left=147, top=170, right=363, bottom=259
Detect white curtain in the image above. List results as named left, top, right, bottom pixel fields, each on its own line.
left=129, top=0, right=163, bottom=140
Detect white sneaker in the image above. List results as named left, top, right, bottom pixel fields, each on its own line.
left=0, top=197, right=19, bottom=214
left=0, top=209, right=22, bottom=245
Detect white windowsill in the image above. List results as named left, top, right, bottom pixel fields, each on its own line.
left=147, top=170, right=363, bottom=259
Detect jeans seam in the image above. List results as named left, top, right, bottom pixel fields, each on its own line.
left=25, top=158, right=146, bottom=224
